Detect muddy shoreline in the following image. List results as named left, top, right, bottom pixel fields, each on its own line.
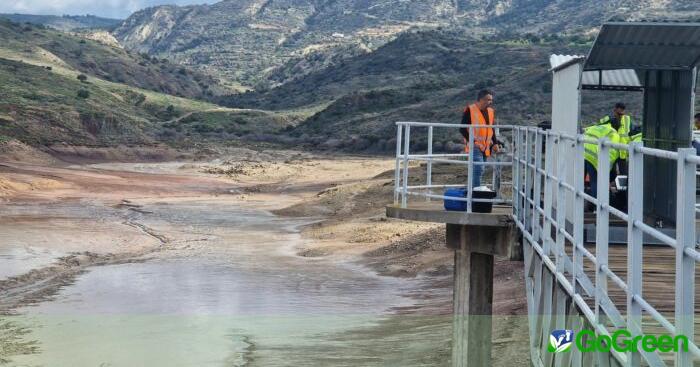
left=0, top=146, right=529, bottom=366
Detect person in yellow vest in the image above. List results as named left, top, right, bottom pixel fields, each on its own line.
left=629, top=125, right=642, bottom=144
left=583, top=121, right=622, bottom=199
left=459, top=89, right=502, bottom=187
left=597, top=102, right=632, bottom=158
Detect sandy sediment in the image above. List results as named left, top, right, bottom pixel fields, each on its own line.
left=0, top=146, right=529, bottom=365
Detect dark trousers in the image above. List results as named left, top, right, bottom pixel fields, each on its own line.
left=584, top=161, right=598, bottom=198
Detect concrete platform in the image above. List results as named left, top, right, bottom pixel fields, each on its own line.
left=385, top=201, right=513, bottom=227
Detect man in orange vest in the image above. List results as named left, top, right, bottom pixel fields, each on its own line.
left=460, top=89, right=500, bottom=187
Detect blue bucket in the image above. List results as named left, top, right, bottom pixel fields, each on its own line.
left=443, top=188, right=497, bottom=213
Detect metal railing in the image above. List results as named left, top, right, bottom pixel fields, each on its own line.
left=392, top=121, right=700, bottom=366
left=394, top=121, right=514, bottom=211
left=512, top=126, right=699, bottom=366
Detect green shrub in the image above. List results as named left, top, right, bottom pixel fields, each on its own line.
left=77, top=89, right=90, bottom=99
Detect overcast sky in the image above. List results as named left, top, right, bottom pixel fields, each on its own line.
left=1, top=0, right=220, bottom=19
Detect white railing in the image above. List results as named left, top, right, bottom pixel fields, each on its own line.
left=394, top=121, right=515, bottom=211
left=512, top=126, right=699, bottom=366
left=393, top=122, right=700, bottom=366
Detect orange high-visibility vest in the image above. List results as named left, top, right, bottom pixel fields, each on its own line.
left=463, top=104, right=495, bottom=157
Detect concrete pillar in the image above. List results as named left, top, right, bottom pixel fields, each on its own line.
left=447, top=224, right=518, bottom=367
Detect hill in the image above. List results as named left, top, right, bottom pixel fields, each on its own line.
left=113, top=0, right=462, bottom=88
left=0, top=14, right=121, bottom=31
left=113, top=0, right=700, bottom=90
left=0, top=19, right=305, bottom=148
left=0, top=19, right=225, bottom=100
left=0, top=56, right=304, bottom=148
left=216, top=28, right=595, bottom=152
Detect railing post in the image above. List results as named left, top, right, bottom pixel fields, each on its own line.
left=555, top=134, right=567, bottom=273
left=675, top=148, right=696, bottom=367
left=521, top=128, right=526, bottom=219
left=394, top=124, right=403, bottom=204
left=595, top=138, right=610, bottom=326
left=493, top=126, right=501, bottom=197
left=520, top=128, right=528, bottom=224
left=467, top=125, right=475, bottom=213
left=572, top=136, right=585, bottom=295
left=524, top=129, right=533, bottom=233
left=542, top=133, right=555, bottom=257
left=513, top=128, right=521, bottom=221
left=426, top=126, right=434, bottom=202
left=627, top=141, right=643, bottom=366
left=532, top=130, right=543, bottom=244
left=401, top=124, right=411, bottom=208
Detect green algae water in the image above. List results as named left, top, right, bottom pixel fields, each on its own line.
left=4, top=201, right=451, bottom=366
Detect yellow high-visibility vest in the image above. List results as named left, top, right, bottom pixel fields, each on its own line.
left=630, top=132, right=642, bottom=143
left=598, top=115, right=632, bottom=159
left=584, top=124, right=621, bottom=169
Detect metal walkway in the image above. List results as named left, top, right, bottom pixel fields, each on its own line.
left=393, top=121, right=700, bottom=366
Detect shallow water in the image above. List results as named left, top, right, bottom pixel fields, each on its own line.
left=6, top=200, right=433, bottom=367
left=0, top=246, right=64, bottom=280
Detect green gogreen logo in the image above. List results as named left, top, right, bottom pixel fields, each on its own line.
left=549, top=329, right=689, bottom=353
left=548, top=330, right=574, bottom=353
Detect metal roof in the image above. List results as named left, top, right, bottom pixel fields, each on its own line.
left=550, top=54, right=642, bottom=91
left=549, top=54, right=584, bottom=72
left=585, top=21, right=700, bottom=71
left=581, top=69, right=642, bottom=90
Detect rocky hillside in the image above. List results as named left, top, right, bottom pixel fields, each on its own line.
left=113, top=0, right=467, bottom=88
left=5, top=1, right=700, bottom=152
left=0, top=19, right=302, bottom=147
left=488, top=0, right=700, bottom=33
left=218, top=28, right=592, bottom=152
left=0, top=14, right=121, bottom=31
left=0, top=19, right=224, bottom=100
left=113, top=0, right=700, bottom=89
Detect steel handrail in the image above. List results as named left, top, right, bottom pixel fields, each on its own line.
left=393, top=121, right=700, bottom=366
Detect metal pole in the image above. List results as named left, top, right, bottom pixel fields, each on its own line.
left=427, top=126, right=433, bottom=202
left=627, top=141, right=643, bottom=366
left=513, top=128, right=521, bottom=221
left=524, top=130, right=533, bottom=233
left=532, top=130, right=543, bottom=244
left=555, top=136, right=567, bottom=273
left=572, top=136, right=585, bottom=295
left=519, top=128, right=527, bottom=224
left=394, top=124, right=403, bottom=204
left=467, top=125, right=475, bottom=213
left=595, top=139, right=610, bottom=327
left=492, top=126, right=501, bottom=195
left=542, top=133, right=555, bottom=258
left=675, top=148, right=696, bottom=367
left=401, top=125, right=411, bottom=208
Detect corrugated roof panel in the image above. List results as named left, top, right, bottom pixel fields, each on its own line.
left=585, top=22, right=700, bottom=70
left=581, top=69, right=641, bottom=87
left=551, top=53, right=641, bottom=88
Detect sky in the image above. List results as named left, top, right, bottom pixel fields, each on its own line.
left=0, top=0, right=220, bottom=19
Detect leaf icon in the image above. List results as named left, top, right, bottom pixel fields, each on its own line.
left=548, top=334, right=559, bottom=352
left=556, top=342, right=571, bottom=353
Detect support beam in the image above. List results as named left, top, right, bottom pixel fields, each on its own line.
left=447, top=223, right=516, bottom=367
